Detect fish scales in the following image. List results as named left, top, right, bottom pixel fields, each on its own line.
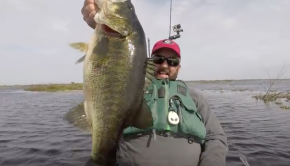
left=64, top=0, right=155, bottom=165
left=85, top=37, right=136, bottom=156
left=85, top=32, right=148, bottom=163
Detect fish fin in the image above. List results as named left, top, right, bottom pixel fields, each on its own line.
left=69, top=42, right=88, bottom=53
left=133, top=58, right=155, bottom=129
left=75, top=54, right=86, bottom=64
left=63, top=102, right=92, bottom=133
left=68, top=42, right=88, bottom=64
left=144, top=58, right=155, bottom=92
left=131, top=100, right=154, bottom=129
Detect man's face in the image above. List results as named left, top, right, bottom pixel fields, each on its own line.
left=152, top=48, right=181, bottom=80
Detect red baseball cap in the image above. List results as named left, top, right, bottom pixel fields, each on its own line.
left=151, top=39, right=181, bottom=58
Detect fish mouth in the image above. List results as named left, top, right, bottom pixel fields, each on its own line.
left=94, top=3, right=129, bottom=38
left=100, top=24, right=123, bottom=37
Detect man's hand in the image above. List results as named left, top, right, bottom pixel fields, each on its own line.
left=82, top=0, right=98, bottom=29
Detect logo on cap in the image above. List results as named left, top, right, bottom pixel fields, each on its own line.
left=163, top=39, right=173, bottom=44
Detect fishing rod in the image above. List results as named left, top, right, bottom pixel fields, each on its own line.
left=168, top=0, right=183, bottom=40
left=239, top=153, right=250, bottom=166
left=168, top=0, right=173, bottom=38
left=147, top=38, right=150, bottom=57
left=147, top=0, right=183, bottom=57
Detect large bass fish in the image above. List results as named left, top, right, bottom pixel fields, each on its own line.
left=64, top=0, right=155, bottom=165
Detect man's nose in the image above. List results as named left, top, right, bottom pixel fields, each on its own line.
left=160, top=60, right=168, bottom=67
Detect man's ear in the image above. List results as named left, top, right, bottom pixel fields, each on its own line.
left=177, top=65, right=181, bottom=73
left=172, top=65, right=181, bottom=80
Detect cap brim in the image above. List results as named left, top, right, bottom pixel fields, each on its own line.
left=152, top=45, right=180, bottom=58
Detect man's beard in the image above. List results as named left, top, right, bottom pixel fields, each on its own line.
left=155, top=67, right=178, bottom=80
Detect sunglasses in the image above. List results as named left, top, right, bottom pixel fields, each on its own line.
left=152, top=55, right=180, bottom=67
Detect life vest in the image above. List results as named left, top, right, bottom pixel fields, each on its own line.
left=123, top=78, right=206, bottom=144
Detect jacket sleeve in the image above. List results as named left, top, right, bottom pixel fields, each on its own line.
left=190, top=90, right=228, bottom=166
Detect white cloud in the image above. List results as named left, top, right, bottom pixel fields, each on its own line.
left=0, top=0, right=290, bottom=85
left=49, top=20, right=70, bottom=33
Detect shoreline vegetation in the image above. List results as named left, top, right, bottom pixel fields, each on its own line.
left=23, top=82, right=83, bottom=92
left=188, top=78, right=290, bottom=83
left=1, top=78, right=289, bottom=87
left=0, top=79, right=289, bottom=92
left=1, top=77, right=289, bottom=109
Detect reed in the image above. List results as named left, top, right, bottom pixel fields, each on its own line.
left=24, top=82, right=83, bottom=92
left=252, top=64, right=290, bottom=110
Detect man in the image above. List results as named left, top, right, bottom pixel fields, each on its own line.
left=81, top=1, right=228, bottom=166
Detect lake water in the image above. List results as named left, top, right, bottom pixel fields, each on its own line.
left=0, top=79, right=289, bottom=166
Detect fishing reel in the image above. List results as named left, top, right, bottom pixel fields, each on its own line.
left=169, top=24, right=183, bottom=40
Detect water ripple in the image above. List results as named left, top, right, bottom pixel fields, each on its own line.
left=1, top=80, right=290, bottom=166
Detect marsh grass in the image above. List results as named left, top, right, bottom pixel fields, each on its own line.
left=24, top=82, right=83, bottom=92
left=253, top=92, right=290, bottom=102
left=280, top=105, right=290, bottom=109
left=188, top=79, right=234, bottom=83
left=231, top=88, right=248, bottom=92
left=253, top=64, right=290, bottom=110
left=253, top=92, right=290, bottom=110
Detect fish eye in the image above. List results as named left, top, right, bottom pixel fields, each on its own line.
left=128, top=4, right=134, bottom=10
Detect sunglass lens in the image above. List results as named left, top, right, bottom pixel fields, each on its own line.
left=152, top=55, right=179, bottom=66
left=153, top=56, right=164, bottom=64
left=167, top=58, right=179, bottom=66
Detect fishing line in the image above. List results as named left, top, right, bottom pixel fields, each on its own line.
left=168, top=0, right=172, bottom=38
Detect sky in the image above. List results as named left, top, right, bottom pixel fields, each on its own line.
left=0, top=0, right=290, bottom=85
